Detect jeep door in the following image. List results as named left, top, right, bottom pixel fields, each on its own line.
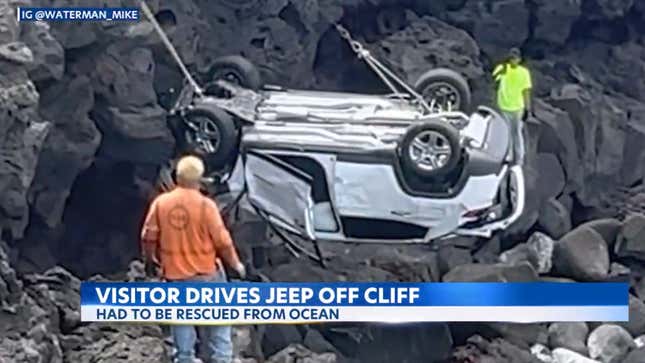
left=244, top=152, right=315, bottom=239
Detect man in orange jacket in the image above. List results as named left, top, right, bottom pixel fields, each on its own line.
left=141, top=155, right=246, bottom=363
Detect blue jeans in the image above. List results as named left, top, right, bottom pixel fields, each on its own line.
left=501, top=110, right=525, bottom=165
left=171, top=269, right=232, bottom=363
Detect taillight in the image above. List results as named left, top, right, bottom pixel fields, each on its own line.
left=462, top=208, right=489, bottom=218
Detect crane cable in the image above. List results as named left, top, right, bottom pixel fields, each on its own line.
left=138, top=1, right=431, bottom=113
left=139, top=1, right=203, bottom=97
left=333, top=23, right=433, bottom=113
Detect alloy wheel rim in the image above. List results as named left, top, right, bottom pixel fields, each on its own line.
left=187, top=116, right=221, bottom=154
left=408, top=130, right=453, bottom=171
left=422, top=81, right=461, bottom=112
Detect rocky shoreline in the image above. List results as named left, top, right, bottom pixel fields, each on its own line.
left=1, top=0, right=645, bottom=362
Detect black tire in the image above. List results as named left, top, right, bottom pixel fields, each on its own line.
left=399, top=121, right=462, bottom=180
left=182, top=108, right=239, bottom=170
left=414, top=68, right=472, bottom=112
left=205, top=55, right=263, bottom=94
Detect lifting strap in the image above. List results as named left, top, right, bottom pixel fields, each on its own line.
left=333, top=23, right=435, bottom=113
left=139, top=1, right=203, bottom=96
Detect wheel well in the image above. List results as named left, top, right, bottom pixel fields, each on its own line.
left=394, top=146, right=469, bottom=198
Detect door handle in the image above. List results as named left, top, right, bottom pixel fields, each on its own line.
left=391, top=210, right=412, bottom=217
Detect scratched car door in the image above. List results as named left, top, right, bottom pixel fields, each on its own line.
left=244, top=152, right=315, bottom=238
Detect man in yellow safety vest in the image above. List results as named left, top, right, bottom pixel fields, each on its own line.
left=493, top=47, right=533, bottom=165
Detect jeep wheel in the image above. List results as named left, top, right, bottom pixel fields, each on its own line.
left=182, top=108, right=239, bottom=170
left=205, top=55, right=263, bottom=96
left=414, top=68, right=471, bottom=113
left=400, top=121, right=461, bottom=179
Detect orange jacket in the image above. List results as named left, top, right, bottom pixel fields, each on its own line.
left=140, top=186, right=241, bottom=280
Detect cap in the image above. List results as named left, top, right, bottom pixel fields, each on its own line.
left=176, top=155, right=205, bottom=182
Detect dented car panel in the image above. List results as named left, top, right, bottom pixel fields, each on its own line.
left=244, top=153, right=315, bottom=239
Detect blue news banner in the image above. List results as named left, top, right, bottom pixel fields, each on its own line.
left=80, top=282, right=629, bottom=325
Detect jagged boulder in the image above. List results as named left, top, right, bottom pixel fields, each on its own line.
left=532, top=0, right=582, bottom=45
left=584, top=218, right=622, bottom=252
left=266, top=344, right=336, bottom=363
left=232, top=326, right=263, bottom=361
left=621, top=103, right=645, bottom=186
left=29, top=75, right=100, bottom=228
left=0, top=41, right=33, bottom=65
left=303, top=328, right=338, bottom=355
left=552, top=226, right=610, bottom=281
left=616, top=188, right=645, bottom=218
left=548, top=323, right=590, bottom=356
left=548, top=84, right=630, bottom=210
left=281, top=243, right=441, bottom=283
left=62, top=324, right=168, bottom=363
left=65, top=42, right=175, bottom=164
left=438, top=245, right=473, bottom=277
left=533, top=98, right=584, bottom=197
left=499, top=232, right=555, bottom=274
left=587, top=325, right=635, bottom=363
left=92, top=103, right=174, bottom=164
left=445, top=0, right=529, bottom=58
left=262, top=325, right=303, bottom=357
left=634, top=277, right=645, bottom=301
left=0, top=61, right=50, bottom=239
left=350, top=323, right=453, bottom=363
left=473, top=234, right=502, bottom=264
left=488, top=323, right=548, bottom=350
left=0, top=242, right=65, bottom=363
left=535, top=153, right=567, bottom=201
left=570, top=40, right=645, bottom=101
left=20, top=21, right=64, bottom=81
left=0, top=333, right=63, bottom=363
left=539, top=198, right=572, bottom=239
left=593, top=0, right=635, bottom=19
left=193, top=0, right=342, bottom=88
left=622, top=347, right=645, bottom=363
left=265, top=260, right=358, bottom=283
left=22, top=267, right=82, bottom=333
left=371, top=15, right=484, bottom=93
left=530, top=343, right=553, bottom=363
left=453, top=335, right=543, bottom=363
left=614, top=214, right=645, bottom=261
left=615, top=295, right=645, bottom=337
left=443, top=261, right=539, bottom=282
left=368, top=245, right=440, bottom=282
left=0, top=241, right=22, bottom=307
left=0, top=1, right=20, bottom=45
left=608, top=262, right=630, bottom=279
left=552, top=348, right=601, bottom=363
left=92, top=44, right=159, bottom=108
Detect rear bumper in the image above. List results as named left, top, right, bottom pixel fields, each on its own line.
left=453, top=164, right=525, bottom=238
left=322, top=164, right=525, bottom=244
